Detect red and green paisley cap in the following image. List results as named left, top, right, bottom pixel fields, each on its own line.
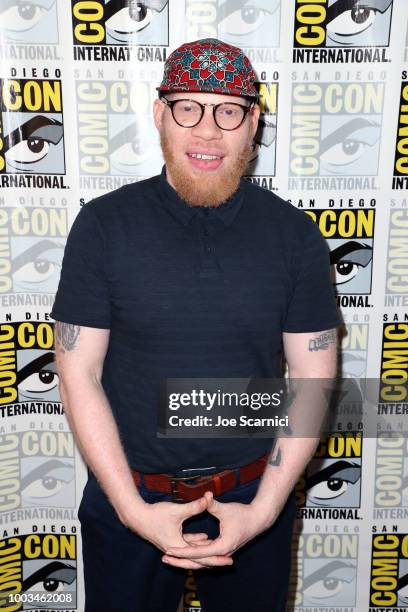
left=157, top=38, right=259, bottom=100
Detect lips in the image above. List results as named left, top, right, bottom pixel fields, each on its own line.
left=186, top=150, right=225, bottom=171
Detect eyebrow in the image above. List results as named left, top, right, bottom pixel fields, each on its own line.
left=255, top=119, right=277, bottom=147
left=104, top=0, right=168, bottom=19
left=398, top=572, right=408, bottom=591
left=21, top=459, right=74, bottom=489
left=329, top=241, right=373, bottom=265
left=306, top=460, right=361, bottom=489
left=217, top=0, right=249, bottom=20
left=17, top=351, right=55, bottom=386
left=110, top=122, right=142, bottom=152
left=327, top=0, right=393, bottom=21
left=320, top=118, right=379, bottom=155
left=23, top=561, right=76, bottom=591
left=304, top=560, right=356, bottom=590
left=4, top=116, right=63, bottom=153
left=11, top=239, right=64, bottom=274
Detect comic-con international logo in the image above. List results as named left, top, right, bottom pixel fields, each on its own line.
left=291, top=532, right=358, bottom=608
left=369, top=533, right=408, bottom=609
left=373, top=433, right=408, bottom=521
left=0, top=0, right=59, bottom=56
left=0, top=77, right=66, bottom=189
left=305, top=208, right=375, bottom=308
left=0, top=322, right=62, bottom=417
left=393, top=80, right=408, bottom=190
left=0, top=207, right=67, bottom=303
left=289, top=81, right=384, bottom=191
left=293, top=0, right=393, bottom=63
left=76, top=78, right=163, bottom=188
left=0, top=533, right=77, bottom=611
left=186, top=0, right=281, bottom=53
left=378, top=320, right=408, bottom=412
left=384, top=209, right=408, bottom=309
left=245, top=80, right=278, bottom=189
left=0, top=431, right=75, bottom=514
left=296, top=432, right=362, bottom=520
left=71, top=0, right=169, bottom=62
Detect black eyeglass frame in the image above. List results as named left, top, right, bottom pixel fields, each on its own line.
left=159, top=96, right=255, bottom=131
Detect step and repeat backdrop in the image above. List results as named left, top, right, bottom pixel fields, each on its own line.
left=0, top=1, right=407, bottom=611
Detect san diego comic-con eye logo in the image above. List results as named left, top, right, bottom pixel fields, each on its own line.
left=0, top=0, right=59, bottom=45
left=0, top=78, right=66, bottom=188
left=305, top=210, right=375, bottom=304
left=289, top=82, right=384, bottom=189
left=76, top=79, right=163, bottom=185
left=186, top=0, right=281, bottom=49
left=0, top=431, right=75, bottom=513
left=290, top=532, right=358, bottom=608
left=369, top=533, right=408, bottom=609
left=293, top=0, right=393, bottom=63
left=0, top=322, right=62, bottom=408
left=296, top=432, right=362, bottom=518
left=0, top=207, right=67, bottom=297
left=0, top=534, right=77, bottom=610
left=71, top=0, right=169, bottom=49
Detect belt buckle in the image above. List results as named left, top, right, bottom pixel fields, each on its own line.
left=170, top=474, right=203, bottom=503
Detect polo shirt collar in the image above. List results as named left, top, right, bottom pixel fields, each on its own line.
left=158, top=165, right=245, bottom=227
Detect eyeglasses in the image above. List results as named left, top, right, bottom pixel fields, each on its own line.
left=160, top=96, right=254, bottom=131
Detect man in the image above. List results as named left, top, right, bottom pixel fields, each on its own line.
left=51, top=39, right=341, bottom=612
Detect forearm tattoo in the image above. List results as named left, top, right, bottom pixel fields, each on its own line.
left=308, top=329, right=336, bottom=352
left=54, top=322, right=80, bottom=352
left=268, top=443, right=282, bottom=466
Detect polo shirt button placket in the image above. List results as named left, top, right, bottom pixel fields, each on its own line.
left=199, top=212, right=219, bottom=275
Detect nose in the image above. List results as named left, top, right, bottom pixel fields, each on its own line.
left=190, top=106, right=222, bottom=140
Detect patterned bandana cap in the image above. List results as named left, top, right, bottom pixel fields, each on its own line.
left=157, top=38, right=259, bottom=99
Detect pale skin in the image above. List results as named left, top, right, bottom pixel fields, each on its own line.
left=54, top=92, right=338, bottom=569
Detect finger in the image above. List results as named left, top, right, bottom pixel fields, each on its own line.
left=177, top=496, right=207, bottom=519
left=163, top=555, right=233, bottom=568
left=204, top=491, right=222, bottom=516
left=183, top=533, right=209, bottom=543
left=162, top=555, right=213, bottom=570
left=187, top=539, right=215, bottom=546
left=166, top=540, right=229, bottom=559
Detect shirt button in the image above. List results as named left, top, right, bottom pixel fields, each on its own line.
left=204, top=228, right=209, bottom=236
left=203, top=209, right=210, bottom=216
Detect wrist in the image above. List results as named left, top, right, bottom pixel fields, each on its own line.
left=249, top=496, right=282, bottom=530
left=116, top=495, right=149, bottom=528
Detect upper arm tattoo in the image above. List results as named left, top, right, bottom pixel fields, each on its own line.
left=308, top=329, right=337, bottom=352
left=54, top=322, right=80, bottom=352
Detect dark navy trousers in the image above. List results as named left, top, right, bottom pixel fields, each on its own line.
left=78, top=471, right=296, bottom=612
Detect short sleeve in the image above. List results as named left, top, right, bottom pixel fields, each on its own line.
left=283, top=214, right=342, bottom=333
left=50, top=203, right=111, bottom=329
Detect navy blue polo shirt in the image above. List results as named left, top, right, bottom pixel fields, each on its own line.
left=51, top=167, right=341, bottom=473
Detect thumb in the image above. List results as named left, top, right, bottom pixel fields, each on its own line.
left=178, top=496, right=207, bottom=518
left=204, top=491, right=221, bottom=516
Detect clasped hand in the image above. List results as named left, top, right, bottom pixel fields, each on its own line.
left=128, top=491, right=273, bottom=570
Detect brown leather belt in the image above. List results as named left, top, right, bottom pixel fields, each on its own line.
left=131, top=453, right=268, bottom=502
